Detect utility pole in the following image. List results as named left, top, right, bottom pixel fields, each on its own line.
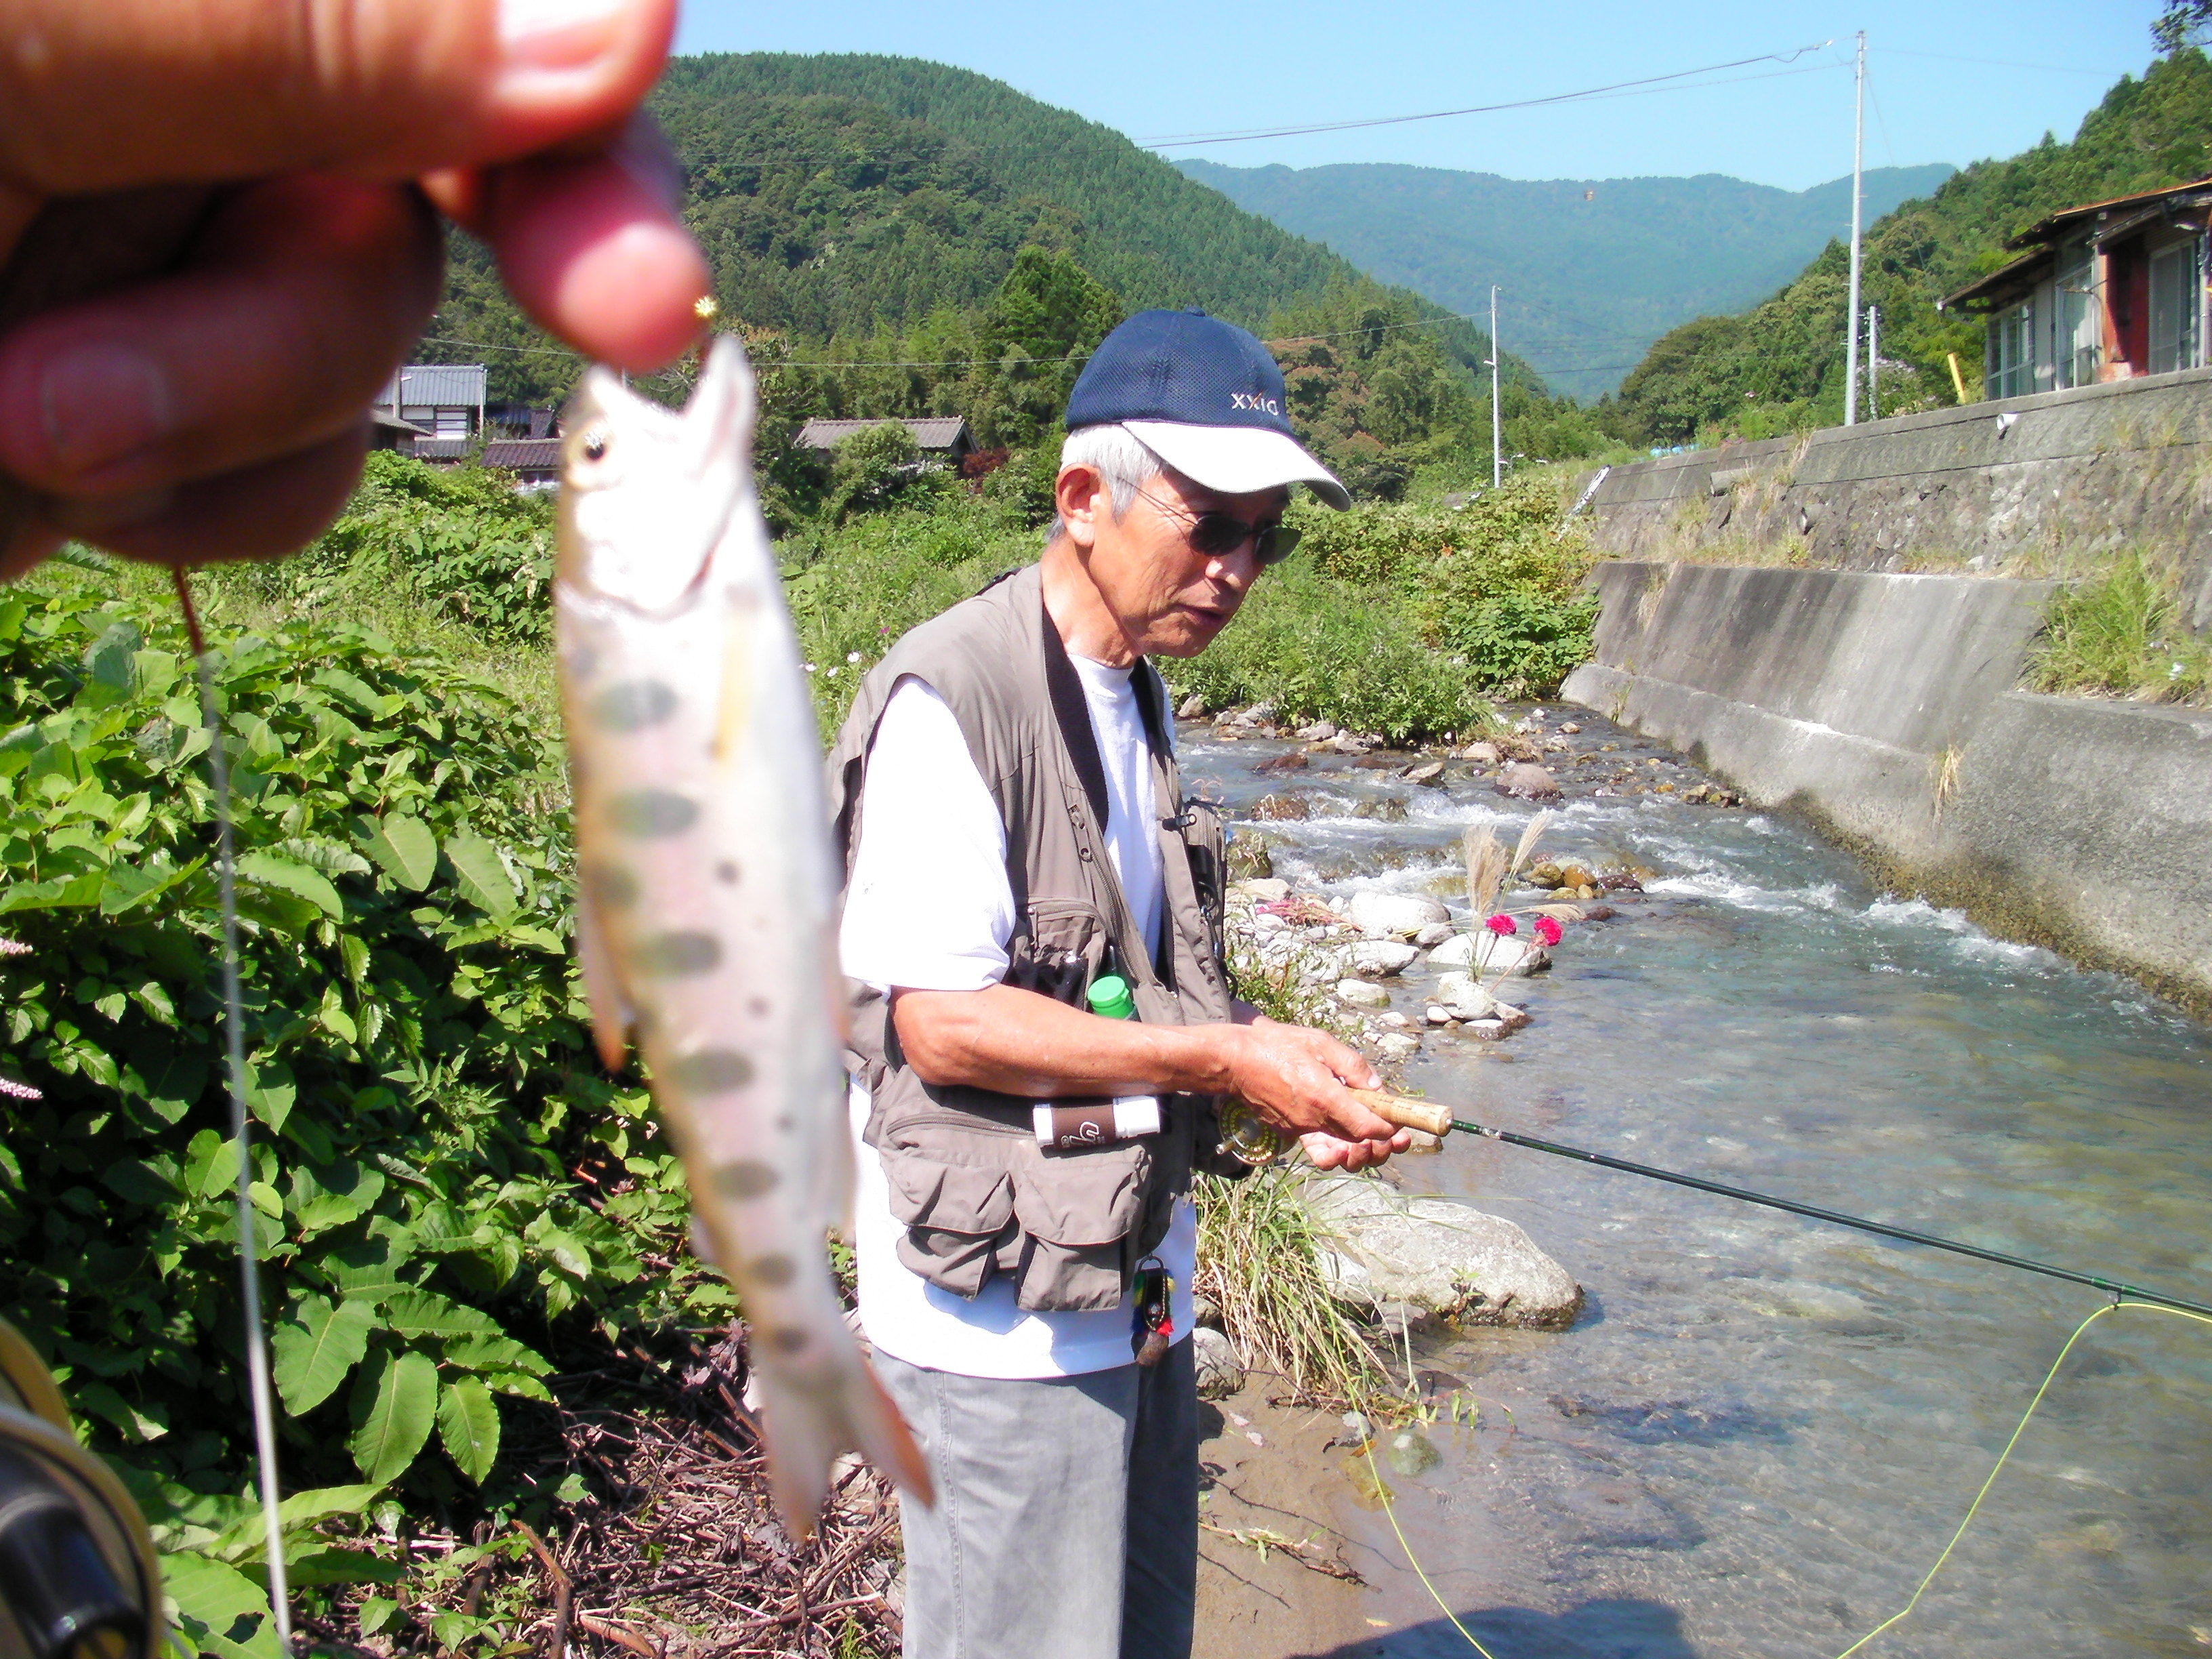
left=1866, top=304, right=1879, bottom=419
left=1843, top=30, right=1865, bottom=426
left=1489, top=285, right=1502, bottom=489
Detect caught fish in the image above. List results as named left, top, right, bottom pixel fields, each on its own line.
left=554, top=336, right=929, bottom=1531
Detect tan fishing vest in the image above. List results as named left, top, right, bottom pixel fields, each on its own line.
left=825, top=564, right=1247, bottom=1315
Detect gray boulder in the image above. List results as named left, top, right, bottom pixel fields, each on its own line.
left=1177, top=693, right=1209, bottom=719
left=1349, top=890, right=1450, bottom=939
left=1349, top=939, right=1419, bottom=978
left=1192, top=1326, right=1245, bottom=1399
left=1498, top=762, right=1561, bottom=799
left=1430, top=972, right=1496, bottom=1019
left=1303, top=1174, right=1582, bottom=1330
left=1335, top=977, right=1391, bottom=1009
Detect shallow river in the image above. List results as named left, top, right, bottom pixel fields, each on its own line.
left=1185, top=710, right=2212, bottom=1659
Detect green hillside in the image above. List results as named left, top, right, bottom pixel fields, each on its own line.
left=1604, top=47, right=2212, bottom=445
left=422, top=52, right=1598, bottom=489
left=1176, top=160, right=1954, bottom=401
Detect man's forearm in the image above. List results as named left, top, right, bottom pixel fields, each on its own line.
left=892, top=983, right=1243, bottom=1098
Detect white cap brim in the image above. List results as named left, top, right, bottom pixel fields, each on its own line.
left=1123, top=420, right=1351, bottom=510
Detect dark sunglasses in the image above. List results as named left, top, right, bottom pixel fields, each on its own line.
left=1136, top=489, right=1302, bottom=567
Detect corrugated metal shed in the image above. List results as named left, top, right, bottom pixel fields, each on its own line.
left=794, top=415, right=973, bottom=453
left=395, top=364, right=487, bottom=405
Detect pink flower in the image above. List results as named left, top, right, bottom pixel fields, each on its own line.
left=1533, top=915, right=1563, bottom=947
left=0, top=1076, right=41, bottom=1101
left=1484, top=914, right=1517, bottom=937
left=0, top=938, right=28, bottom=958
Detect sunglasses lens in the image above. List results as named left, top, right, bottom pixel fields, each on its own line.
left=1189, top=515, right=1248, bottom=557
left=1255, top=525, right=1300, bottom=567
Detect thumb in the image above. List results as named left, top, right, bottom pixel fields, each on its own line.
left=0, top=0, right=676, bottom=193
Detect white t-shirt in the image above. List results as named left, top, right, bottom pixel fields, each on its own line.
left=839, top=663, right=1197, bottom=1379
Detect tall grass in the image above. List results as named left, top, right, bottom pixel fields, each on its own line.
left=2027, top=550, right=2210, bottom=706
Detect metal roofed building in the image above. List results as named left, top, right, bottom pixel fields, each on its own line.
left=375, top=364, right=489, bottom=451
left=480, top=437, right=563, bottom=491
left=1942, top=178, right=2212, bottom=401
left=793, top=415, right=977, bottom=467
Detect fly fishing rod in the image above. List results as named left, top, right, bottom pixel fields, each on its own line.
left=1349, top=1090, right=2212, bottom=1319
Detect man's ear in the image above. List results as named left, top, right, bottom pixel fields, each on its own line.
left=1054, top=462, right=1107, bottom=549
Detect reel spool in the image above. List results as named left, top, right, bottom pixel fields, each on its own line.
left=0, top=1321, right=162, bottom=1659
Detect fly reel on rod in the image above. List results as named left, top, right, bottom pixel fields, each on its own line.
left=0, top=1319, right=162, bottom=1659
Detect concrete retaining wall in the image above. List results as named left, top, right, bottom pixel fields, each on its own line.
left=1582, top=367, right=2212, bottom=633
left=1563, top=561, right=2212, bottom=1015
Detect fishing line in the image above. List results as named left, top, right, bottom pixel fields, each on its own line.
left=1361, top=1300, right=2212, bottom=1659
left=173, top=571, right=293, bottom=1647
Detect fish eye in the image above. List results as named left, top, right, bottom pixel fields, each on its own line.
left=582, top=429, right=609, bottom=462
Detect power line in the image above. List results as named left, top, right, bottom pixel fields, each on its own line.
left=1135, top=43, right=1834, bottom=148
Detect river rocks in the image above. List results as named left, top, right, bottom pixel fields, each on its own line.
left=1374, top=1031, right=1420, bottom=1064
left=1349, top=939, right=1420, bottom=977
left=1303, top=1174, right=1584, bottom=1330
left=1472, top=933, right=1550, bottom=975
left=1230, top=878, right=1290, bottom=904
left=1178, top=693, right=1209, bottom=719
left=1252, top=793, right=1309, bottom=821
left=1403, top=760, right=1446, bottom=786
left=1351, top=796, right=1409, bottom=823
left=1336, top=978, right=1392, bottom=1009
left=1226, top=833, right=1273, bottom=881
left=1294, top=720, right=1338, bottom=741
left=1414, top=920, right=1454, bottom=947
left=1427, top=932, right=1477, bottom=968
left=1458, top=740, right=1502, bottom=764
left=1498, top=761, right=1562, bottom=800
left=1252, top=750, right=1309, bottom=774
left=1431, top=972, right=1496, bottom=1019
left=1349, top=890, right=1450, bottom=938
left=1193, top=1326, right=1245, bottom=1398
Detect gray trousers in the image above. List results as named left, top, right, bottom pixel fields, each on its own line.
left=875, top=1338, right=1198, bottom=1659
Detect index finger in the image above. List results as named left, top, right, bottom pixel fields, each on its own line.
left=0, top=0, right=676, bottom=192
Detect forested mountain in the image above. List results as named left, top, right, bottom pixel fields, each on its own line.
left=1177, top=160, right=1954, bottom=401
left=1604, top=48, right=2212, bottom=445
left=422, top=52, right=1596, bottom=489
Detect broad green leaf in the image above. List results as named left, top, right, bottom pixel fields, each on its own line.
left=234, top=851, right=342, bottom=920
left=289, top=1160, right=384, bottom=1235
left=325, top=1233, right=412, bottom=1300
left=436, top=1376, right=500, bottom=1483
left=358, top=815, right=438, bottom=891
left=74, top=1380, right=168, bottom=1441
left=162, top=1551, right=281, bottom=1659
left=100, top=1158, right=180, bottom=1206
left=436, top=1334, right=552, bottom=1377
left=186, top=1129, right=242, bottom=1199
left=81, top=623, right=143, bottom=707
left=286, top=1548, right=403, bottom=1588
left=270, top=1295, right=373, bottom=1414
left=202, top=1482, right=384, bottom=1563
left=312, top=667, right=396, bottom=719
left=348, top=1350, right=437, bottom=1483
left=0, top=869, right=104, bottom=912
left=241, top=1060, right=295, bottom=1134
left=441, top=830, right=516, bottom=920
left=380, top=1288, right=498, bottom=1338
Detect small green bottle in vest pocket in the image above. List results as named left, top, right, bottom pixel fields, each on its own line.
left=1029, top=975, right=1162, bottom=1149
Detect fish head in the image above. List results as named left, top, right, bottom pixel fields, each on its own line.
left=557, top=335, right=759, bottom=615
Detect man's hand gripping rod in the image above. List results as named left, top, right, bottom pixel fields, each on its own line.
left=1345, top=1088, right=2212, bottom=1319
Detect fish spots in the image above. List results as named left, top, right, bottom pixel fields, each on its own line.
left=714, top=1159, right=779, bottom=1199
left=716, top=860, right=741, bottom=884
left=766, top=1328, right=808, bottom=1355
left=672, top=1048, right=754, bottom=1092
left=591, top=680, right=678, bottom=732
left=632, top=930, right=722, bottom=977
left=747, top=1254, right=797, bottom=1288
left=607, top=789, right=699, bottom=838
left=581, top=864, right=640, bottom=908
left=747, top=997, right=771, bottom=1018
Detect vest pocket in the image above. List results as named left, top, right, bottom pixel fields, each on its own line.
left=1004, top=897, right=1111, bottom=1005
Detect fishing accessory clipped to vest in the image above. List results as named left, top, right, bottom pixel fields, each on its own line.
left=1030, top=973, right=1164, bottom=1149
left=1130, top=1256, right=1174, bottom=1366
left=1215, top=1100, right=1290, bottom=1166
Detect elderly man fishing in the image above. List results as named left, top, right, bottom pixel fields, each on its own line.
left=828, top=309, right=1411, bottom=1659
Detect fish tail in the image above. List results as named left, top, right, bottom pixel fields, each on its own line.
left=755, top=1340, right=933, bottom=1536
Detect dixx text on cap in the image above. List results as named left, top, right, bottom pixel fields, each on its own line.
left=1065, top=309, right=1350, bottom=509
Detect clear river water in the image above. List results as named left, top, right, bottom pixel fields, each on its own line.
left=1184, top=709, right=2212, bottom=1659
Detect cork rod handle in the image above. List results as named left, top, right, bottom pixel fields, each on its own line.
left=1346, top=1088, right=1453, bottom=1139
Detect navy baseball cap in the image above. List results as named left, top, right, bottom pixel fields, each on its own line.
left=1065, top=309, right=1350, bottom=509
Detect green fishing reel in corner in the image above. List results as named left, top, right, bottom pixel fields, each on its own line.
left=0, top=1319, right=163, bottom=1659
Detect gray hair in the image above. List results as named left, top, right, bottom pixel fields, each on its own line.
left=1045, top=423, right=1165, bottom=546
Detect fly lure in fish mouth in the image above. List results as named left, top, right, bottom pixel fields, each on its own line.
left=554, top=335, right=929, bottom=1534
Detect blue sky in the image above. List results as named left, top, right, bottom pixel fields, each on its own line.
left=672, top=1, right=2173, bottom=192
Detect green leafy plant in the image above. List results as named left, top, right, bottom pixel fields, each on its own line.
left=2026, top=550, right=2211, bottom=705
left=0, top=583, right=723, bottom=1653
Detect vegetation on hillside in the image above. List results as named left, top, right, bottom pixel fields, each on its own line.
left=1603, top=47, right=2212, bottom=446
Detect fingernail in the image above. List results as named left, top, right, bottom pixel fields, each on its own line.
left=499, top=0, right=627, bottom=70
left=39, top=343, right=171, bottom=478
